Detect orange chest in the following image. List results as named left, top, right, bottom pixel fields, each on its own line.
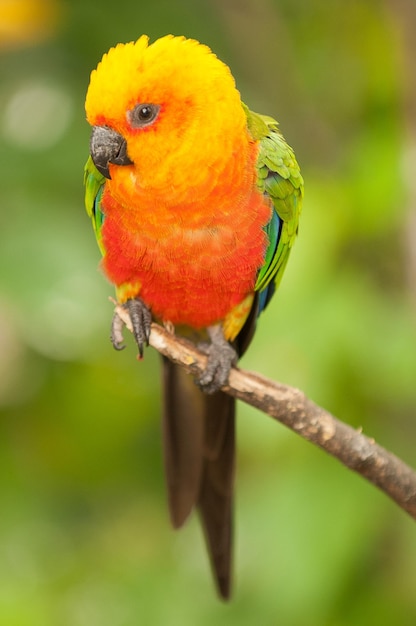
left=100, top=187, right=271, bottom=328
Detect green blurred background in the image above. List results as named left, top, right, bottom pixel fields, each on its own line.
left=1, top=0, right=416, bottom=624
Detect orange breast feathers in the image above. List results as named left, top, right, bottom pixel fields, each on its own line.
left=100, top=139, right=271, bottom=329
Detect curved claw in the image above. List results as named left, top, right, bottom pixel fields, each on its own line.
left=123, top=298, right=152, bottom=358
left=110, top=298, right=152, bottom=357
left=196, top=325, right=237, bottom=394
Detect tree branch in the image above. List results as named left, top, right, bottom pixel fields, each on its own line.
left=117, top=303, right=416, bottom=521
left=144, top=324, right=416, bottom=519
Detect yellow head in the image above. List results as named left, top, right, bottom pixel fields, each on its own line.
left=85, top=35, right=248, bottom=196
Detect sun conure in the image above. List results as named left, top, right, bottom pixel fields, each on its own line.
left=84, top=34, right=303, bottom=599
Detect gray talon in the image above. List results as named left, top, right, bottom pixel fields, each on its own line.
left=110, top=298, right=152, bottom=357
left=111, top=311, right=126, bottom=350
left=124, top=298, right=152, bottom=357
left=196, top=325, right=237, bottom=394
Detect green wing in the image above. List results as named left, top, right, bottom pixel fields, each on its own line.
left=244, top=104, right=303, bottom=311
left=84, top=155, right=106, bottom=255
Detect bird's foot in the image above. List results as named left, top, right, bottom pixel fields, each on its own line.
left=196, top=325, right=237, bottom=394
left=110, top=297, right=152, bottom=358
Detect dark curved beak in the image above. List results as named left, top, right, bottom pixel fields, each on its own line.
left=90, top=126, right=133, bottom=179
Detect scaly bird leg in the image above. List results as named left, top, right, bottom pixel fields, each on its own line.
left=110, top=297, right=152, bottom=358
left=197, top=324, right=238, bottom=394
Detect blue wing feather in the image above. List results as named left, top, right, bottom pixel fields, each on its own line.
left=257, top=210, right=281, bottom=314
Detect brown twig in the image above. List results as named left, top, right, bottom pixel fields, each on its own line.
left=139, top=320, right=416, bottom=521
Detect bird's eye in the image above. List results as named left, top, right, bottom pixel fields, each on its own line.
left=129, top=103, right=160, bottom=128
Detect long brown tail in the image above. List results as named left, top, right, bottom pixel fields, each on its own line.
left=162, top=356, right=235, bottom=599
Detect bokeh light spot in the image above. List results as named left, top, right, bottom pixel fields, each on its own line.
left=2, top=81, right=72, bottom=150
left=0, top=0, right=62, bottom=49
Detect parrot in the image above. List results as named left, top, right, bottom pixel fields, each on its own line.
left=84, top=34, right=303, bottom=600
